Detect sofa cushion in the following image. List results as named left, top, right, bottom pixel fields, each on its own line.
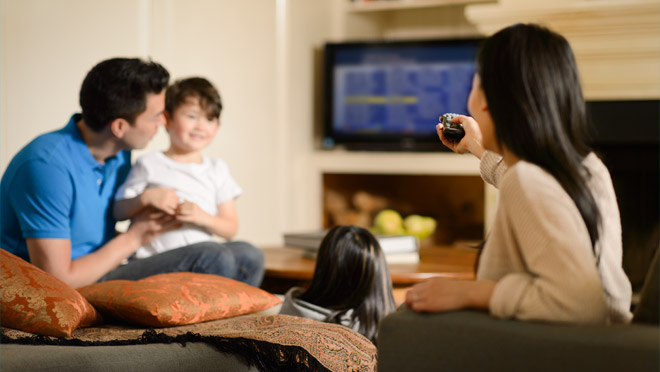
left=0, top=249, right=102, bottom=337
left=78, top=272, right=281, bottom=327
left=378, top=306, right=659, bottom=372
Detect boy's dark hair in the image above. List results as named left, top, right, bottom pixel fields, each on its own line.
left=79, top=58, right=170, bottom=132
left=165, top=77, right=222, bottom=120
left=299, top=225, right=396, bottom=343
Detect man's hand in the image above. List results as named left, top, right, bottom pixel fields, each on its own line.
left=140, top=187, right=179, bottom=215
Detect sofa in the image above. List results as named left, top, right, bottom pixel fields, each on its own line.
left=0, top=249, right=377, bottom=372
left=377, top=249, right=659, bottom=372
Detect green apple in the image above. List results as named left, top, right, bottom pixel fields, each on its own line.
left=373, top=209, right=405, bottom=235
left=403, top=214, right=436, bottom=240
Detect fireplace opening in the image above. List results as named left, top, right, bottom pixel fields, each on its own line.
left=588, top=100, right=659, bottom=292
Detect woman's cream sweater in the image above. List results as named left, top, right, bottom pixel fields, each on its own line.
left=477, top=151, right=633, bottom=324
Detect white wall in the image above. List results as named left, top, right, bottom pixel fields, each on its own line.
left=1, top=0, right=148, bottom=170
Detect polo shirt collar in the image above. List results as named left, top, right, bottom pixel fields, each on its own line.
left=63, top=113, right=120, bottom=171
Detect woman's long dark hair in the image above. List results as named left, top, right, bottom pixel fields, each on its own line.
left=477, top=23, right=601, bottom=254
left=299, top=225, right=396, bottom=343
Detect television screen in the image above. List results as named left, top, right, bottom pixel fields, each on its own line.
left=323, top=38, right=483, bottom=151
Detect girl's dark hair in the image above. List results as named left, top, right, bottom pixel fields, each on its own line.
left=165, top=77, right=222, bottom=120
left=477, top=23, right=601, bottom=253
left=299, top=225, right=396, bottom=343
left=80, top=58, right=170, bottom=132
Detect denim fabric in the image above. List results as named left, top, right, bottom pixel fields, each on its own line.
left=99, top=241, right=265, bottom=287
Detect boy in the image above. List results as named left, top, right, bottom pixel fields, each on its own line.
left=112, top=77, right=264, bottom=287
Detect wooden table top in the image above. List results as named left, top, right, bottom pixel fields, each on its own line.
left=263, top=245, right=478, bottom=286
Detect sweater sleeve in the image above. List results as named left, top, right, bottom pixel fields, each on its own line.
left=480, top=151, right=507, bottom=188
left=487, top=165, right=608, bottom=324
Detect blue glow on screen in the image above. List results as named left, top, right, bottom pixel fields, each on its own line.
left=330, top=43, right=477, bottom=137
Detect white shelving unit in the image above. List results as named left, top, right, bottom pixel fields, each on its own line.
left=346, top=0, right=495, bottom=13
left=311, top=150, right=480, bottom=176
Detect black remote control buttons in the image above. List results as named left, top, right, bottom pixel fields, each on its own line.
left=439, top=113, right=465, bottom=142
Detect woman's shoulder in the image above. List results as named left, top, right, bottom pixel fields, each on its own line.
left=583, top=152, right=611, bottom=179
left=501, top=160, right=563, bottom=194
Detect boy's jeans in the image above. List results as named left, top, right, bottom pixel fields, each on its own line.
left=99, top=240, right=265, bottom=287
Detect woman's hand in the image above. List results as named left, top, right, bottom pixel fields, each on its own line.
left=437, top=115, right=485, bottom=159
left=405, top=277, right=496, bottom=313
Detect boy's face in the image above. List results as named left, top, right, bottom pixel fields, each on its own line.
left=166, top=97, right=220, bottom=154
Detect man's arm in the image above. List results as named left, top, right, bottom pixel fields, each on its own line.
left=27, top=234, right=141, bottom=288
left=27, top=209, right=178, bottom=288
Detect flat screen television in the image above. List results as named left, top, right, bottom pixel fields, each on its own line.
left=322, top=38, right=484, bottom=151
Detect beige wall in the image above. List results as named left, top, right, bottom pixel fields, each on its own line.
left=2, top=0, right=658, bottom=246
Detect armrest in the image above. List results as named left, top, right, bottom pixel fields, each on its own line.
left=377, top=306, right=659, bottom=372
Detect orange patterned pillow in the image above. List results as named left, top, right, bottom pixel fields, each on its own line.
left=78, top=272, right=282, bottom=327
left=0, top=249, right=102, bottom=337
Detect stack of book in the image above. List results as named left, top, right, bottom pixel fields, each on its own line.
left=283, top=230, right=420, bottom=264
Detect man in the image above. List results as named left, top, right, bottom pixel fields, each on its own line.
left=0, top=58, right=264, bottom=288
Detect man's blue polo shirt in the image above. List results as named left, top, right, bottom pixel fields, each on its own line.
left=0, top=114, right=131, bottom=262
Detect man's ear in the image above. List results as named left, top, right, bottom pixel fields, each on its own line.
left=164, top=111, right=172, bottom=131
left=109, top=118, right=130, bottom=139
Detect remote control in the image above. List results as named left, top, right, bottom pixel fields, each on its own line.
left=439, top=113, right=465, bottom=142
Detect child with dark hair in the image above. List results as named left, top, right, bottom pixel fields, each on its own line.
left=111, top=77, right=264, bottom=287
left=279, top=225, right=397, bottom=343
left=406, top=23, right=632, bottom=324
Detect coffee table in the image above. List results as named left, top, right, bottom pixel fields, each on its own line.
left=260, top=245, right=478, bottom=303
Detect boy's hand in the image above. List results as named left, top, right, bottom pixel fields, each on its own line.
left=140, top=187, right=179, bottom=215
left=175, top=201, right=208, bottom=226
left=126, top=207, right=181, bottom=246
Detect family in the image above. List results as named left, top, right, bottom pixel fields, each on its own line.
left=0, top=23, right=633, bottom=343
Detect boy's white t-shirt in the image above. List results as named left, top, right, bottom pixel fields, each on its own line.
left=115, top=151, right=242, bottom=258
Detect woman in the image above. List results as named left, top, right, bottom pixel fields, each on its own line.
left=406, top=23, right=632, bottom=324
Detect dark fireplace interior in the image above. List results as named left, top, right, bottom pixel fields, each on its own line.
left=588, top=100, right=659, bottom=291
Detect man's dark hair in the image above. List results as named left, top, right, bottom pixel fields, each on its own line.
left=79, top=58, right=170, bottom=132
left=165, top=77, right=222, bottom=120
